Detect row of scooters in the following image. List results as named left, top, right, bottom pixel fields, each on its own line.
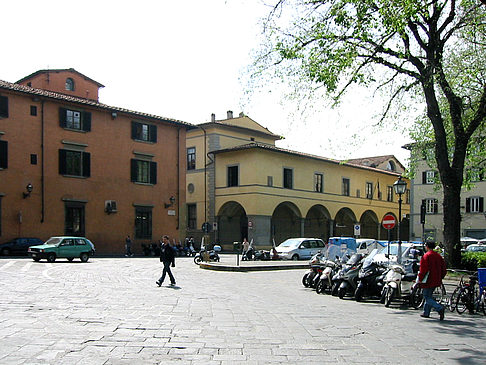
left=302, top=250, right=424, bottom=308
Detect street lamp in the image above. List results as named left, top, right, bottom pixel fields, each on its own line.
left=393, top=176, right=407, bottom=264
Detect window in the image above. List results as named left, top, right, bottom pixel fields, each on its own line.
left=422, top=170, right=436, bottom=184
left=0, top=95, right=8, bottom=118
left=187, top=147, right=196, bottom=170
left=64, top=202, right=85, bottom=236
left=59, top=108, right=91, bottom=132
left=0, top=140, right=7, bottom=169
left=131, top=159, right=157, bottom=184
left=267, top=176, right=273, bottom=187
left=284, top=168, right=293, bottom=189
left=187, top=204, right=197, bottom=229
left=366, top=182, right=373, bottom=199
left=227, top=165, right=239, bottom=187
left=135, top=207, right=152, bottom=239
left=65, top=78, right=75, bottom=91
left=387, top=160, right=396, bottom=171
left=30, top=154, right=37, bottom=165
left=342, top=178, right=350, bottom=196
left=466, top=197, right=484, bottom=213
left=387, top=186, right=394, bottom=202
left=59, top=149, right=90, bottom=177
left=131, top=121, right=157, bottom=143
left=423, top=198, right=438, bottom=214
left=30, top=105, right=37, bottom=116
left=314, top=173, right=323, bottom=193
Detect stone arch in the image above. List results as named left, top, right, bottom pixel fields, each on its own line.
left=305, top=205, right=331, bottom=241
left=217, top=201, right=248, bottom=246
left=271, top=202, right=302, bottom=244
left=334, top=208, right=357, bottom=237
left=359, top=210, right=379, bottom=238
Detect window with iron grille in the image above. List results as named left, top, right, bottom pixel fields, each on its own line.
left=366, top=182, right=373, bottom=199
left=342, top=178, right=350, bottom=196
left=135, top=207, right=152, bottom=239
left=314, top=173, right=323, bottom=193
left=187, top=204, right=197, bottom=229
left=284, top=168, right=293, bottom=189
left=227, top=165, right=239, bottom=187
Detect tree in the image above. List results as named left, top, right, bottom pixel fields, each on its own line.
left=252, top=0, right=486, bottom=268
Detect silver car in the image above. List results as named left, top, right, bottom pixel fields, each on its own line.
left=275, top=238, right=326, bottom=260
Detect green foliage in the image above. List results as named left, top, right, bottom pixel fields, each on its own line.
left=461, top=252, right=486, bottom=271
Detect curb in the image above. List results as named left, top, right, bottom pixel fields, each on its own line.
left=199, top=262, right=308, bottom=272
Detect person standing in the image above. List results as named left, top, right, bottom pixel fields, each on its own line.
left=125, top=235, right=133, bottom=257
left=156, top=235, right=176, bottom=287
left=417, top=240, right=447, bottom=320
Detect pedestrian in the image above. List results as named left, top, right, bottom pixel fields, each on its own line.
left=125, top=235, right=133, bottom=257
left=417, top=240, right=446, bottom=320
left=156, top=235, right=176, bottom=287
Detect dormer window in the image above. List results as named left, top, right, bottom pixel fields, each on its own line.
left=65, top=78, right=75, bottom=91
left=386, top=160, right=396, bottom=171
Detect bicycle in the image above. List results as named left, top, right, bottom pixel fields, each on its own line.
left=454, top=273, right=482, bottom=315
left=410, top=283, right=447, bottom=309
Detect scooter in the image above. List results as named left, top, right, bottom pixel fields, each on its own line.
left=316, top=258, right=341, bottom=294
left=381, top=263, right=417, bottom=307
left=193, top=247, right=220, bottom=265
left=337, top=254, right=364, bottom=299
left=331, top=253, right=362, bottom=297
left=354, top=250, right=388, bottom=302
left=302, top=251, right=326, bottom=288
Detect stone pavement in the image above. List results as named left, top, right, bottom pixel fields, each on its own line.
left=0, top=255, right=485, bottom=365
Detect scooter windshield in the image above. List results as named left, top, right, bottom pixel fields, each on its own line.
left=346, top=253, right=363, bottom=265
left=362, top=249, right=379, bottom=269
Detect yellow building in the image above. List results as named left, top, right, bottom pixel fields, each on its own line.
left=186, top=112, right=410, bottom=249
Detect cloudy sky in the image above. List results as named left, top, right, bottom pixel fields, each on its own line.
left=3, top=0, right=411, bottom=163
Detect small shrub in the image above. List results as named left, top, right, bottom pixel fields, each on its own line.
left=461, top=252, right=486, bottom=271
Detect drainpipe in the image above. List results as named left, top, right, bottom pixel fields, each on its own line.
left=41, top=99, right=45, bottom=223
left=176, top=128, right=180, bottom=230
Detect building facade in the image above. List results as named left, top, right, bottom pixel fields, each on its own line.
left=409, top=157, right=486, bottom=243
left=0, top=69, right=193, bottom=253
left=186, top=113, right=410, bottom=249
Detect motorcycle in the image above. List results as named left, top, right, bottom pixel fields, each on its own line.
left=337, top=253, right=364, bottom=299
left=316, top=257, right=341, bottom=294
left=381, top=263, right=417, bottom=307
left=354, top=250, right=388, bottom=302
left=302, top=251, right=326, bottom=288
left=331, top=253, right=362, bottom=297
left=193, top=247, right=220, bottom=265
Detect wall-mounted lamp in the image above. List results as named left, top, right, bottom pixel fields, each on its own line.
left=23, top=183, right=33, bottom=198
left=111, top=111, right=118, bottom=119
left=164, top=196, right=176, bottom=208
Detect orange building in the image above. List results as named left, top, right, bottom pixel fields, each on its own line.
left=0, top=69, right=194, bottom=254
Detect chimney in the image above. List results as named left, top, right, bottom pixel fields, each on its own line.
left=239, top=112, right=244, bottom=117
left=211, top=113, right=216, bottom=122
left=227, top=110, right=233, bottom=119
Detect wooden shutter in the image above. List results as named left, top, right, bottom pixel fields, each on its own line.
left=480, top=197, right=484, bottom=213
left=150, top=161, right=157, bottom=184
left=59, top=108, right=68, bottom=128
left=422, top=171, right=427, bottom=184
left=130, top=159, right=138, bottom=181
left=0, top=96, right=8, bottom=118
left=149, top=125, right=157, bottom=143
left=131, top=122, right=138, bottom=139
left=83, top=112, right=91, bottom=132
left=82, top=152, right=91, bottom=177
left=466, top=198, right=471, bottom=213
left=434, top=199, right=438, bottom=214
left=0, top=140, right=7, bottom=169
left=59, top=149, right=67, bottom=174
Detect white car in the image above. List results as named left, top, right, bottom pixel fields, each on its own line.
left=275, top=238, right=326, bottom=260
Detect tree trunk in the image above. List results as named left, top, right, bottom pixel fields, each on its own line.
left=442, top=181, right=463, bottom=268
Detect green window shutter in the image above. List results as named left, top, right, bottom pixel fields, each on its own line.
left=131, top=122, right=138, bottom=139
left=149, top=125, right=157, bottom=143
left=59, top=108, right=67, bottom=128
left=82, top=152, right=91, bottom=177
left=0, top=140, right=8, bottom=169
left=0, top=96, right=8, bottom=118
left=59, top=149, right=67, bottom=174
left=150, top=161, right=157, bottom=185
left=130, top=159, right=138, bottom=181
left=479, top=197, right=484, bottom=213
left=83, top=112, right=91, bottom=132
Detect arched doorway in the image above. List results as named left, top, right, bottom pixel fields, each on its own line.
left=272, top=202, right=302, bottom=244
left=334, top=208, right=357, bottom=237
left=305, top=205, right=331, bottom=241
left=217, top=202, right=248, bottom=246
left=359, top=210, right=379, bottom=238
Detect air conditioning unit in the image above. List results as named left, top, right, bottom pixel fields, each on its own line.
left=105, top=200, right=118, bottom=214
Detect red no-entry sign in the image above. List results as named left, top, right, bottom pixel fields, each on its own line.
left=382, top=214, right=396, bottom=230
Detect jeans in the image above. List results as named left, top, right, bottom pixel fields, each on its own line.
left=158, top=261, right=175, bottom=285
left=423, top=287, right=443, bottom=316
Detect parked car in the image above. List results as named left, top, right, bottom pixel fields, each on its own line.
left=28, top=236, right=95, bottom=262
left=275, top=238, right=326, bottom=260
left=0, top=237, right=44, bottom=256
left=465, top=244, right=486, bottom=253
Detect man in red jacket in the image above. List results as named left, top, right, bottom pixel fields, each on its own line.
left=417, top=240, right=447, bottom=320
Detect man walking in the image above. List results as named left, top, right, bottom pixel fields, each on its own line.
left=125, top=235, right=133, bottom=257
left=156, top=235, right=176, bottom=287
left=417, top=240, right=447, bottom=320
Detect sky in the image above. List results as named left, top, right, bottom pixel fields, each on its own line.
left=3, top=0, right=411, bottom=164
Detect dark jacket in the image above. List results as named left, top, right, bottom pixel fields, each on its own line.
left=418, top=250, right=446, bottom=288
left=160, top=244, right=175, bottom=265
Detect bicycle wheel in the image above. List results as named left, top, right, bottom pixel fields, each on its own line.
left=410, top=286, right=424, bottom=309
left=449, top=287, right=460, bottom=312
left=456, top=288, right=469, bottom=314
left=433, top=284, right=447, bottom=306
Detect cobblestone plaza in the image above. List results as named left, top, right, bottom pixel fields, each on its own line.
left=1, top=256, right=485, bottom=364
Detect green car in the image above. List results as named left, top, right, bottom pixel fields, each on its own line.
left=28, top=236, right=95, bottom=262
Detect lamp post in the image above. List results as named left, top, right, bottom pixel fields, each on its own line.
left=393, top=176, right=407, bottom=264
